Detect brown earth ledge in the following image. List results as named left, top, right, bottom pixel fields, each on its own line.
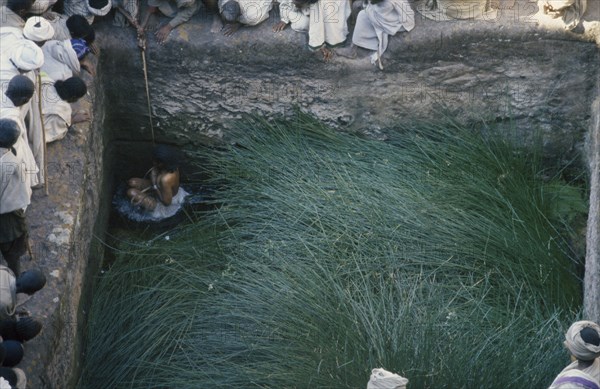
left=16, top=0, right=600, bottom=387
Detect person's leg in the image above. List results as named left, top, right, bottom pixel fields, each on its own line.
left=1, top=234, right=27, bottom=276
left=128, top=178, right=153, bottom=191
left=127, top=188, right=158, bottom=210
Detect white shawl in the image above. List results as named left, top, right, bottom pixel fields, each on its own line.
left=41, top=40, right=81, bottom=82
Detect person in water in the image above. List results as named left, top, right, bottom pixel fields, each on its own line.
left=126, top=145, right=185, bottom=213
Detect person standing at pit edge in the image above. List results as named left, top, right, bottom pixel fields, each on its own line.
left=0, top=119, right=32, bottom=276
left=549, top=320, right=600, bottom=389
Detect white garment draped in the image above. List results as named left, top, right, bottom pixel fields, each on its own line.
left=352, top=0, right=414, bottom=62
left=0, top=105, right=39, bottom=190
left=308, top=0, right=351, bottom=49
left=279, top=0, right=310, bottom=31
left=41, top=40, right=81, bottom=82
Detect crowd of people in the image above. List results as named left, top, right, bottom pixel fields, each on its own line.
left=137, top=0, right=417, bottom=64
left=1, top=0, right=96, bottom=387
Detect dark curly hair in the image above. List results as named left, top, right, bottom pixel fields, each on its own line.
left=153, top=145, right=181, bottom=172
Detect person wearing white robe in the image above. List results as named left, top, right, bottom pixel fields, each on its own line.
left=0, top=81, right=39, bottom=188
left=273, top=0, right=309, bottom=32
left=0, top=119, right=32, bottom=275
left=44, top=12, right=72, bottom=41
left=306, top=0, right=351, bottom=60
left=351, top=0, right=413, bottom=69
left=548, top=320, right=600, bottom=389
left=63, top=0, right=112, bottom=24
left=543, top=0, right=587, bottom=30
left=22, top=15, right=55, bottom=45
left=140, top=0, right=202, bottom=42
left=18, top=20, right=57, bottom=186
left=219, top=0, right=273, bottom=35
left=41, top=40, right=81, bottom=82
left=21, top=41, right=82, bottom=186
left=0, top=0, right=56, bottom=13
left=0, top=43, right=44, bottom=189
left=0, top=37, right=44, bottom=86
left=0, top=1, right=28, bottom=66
left=39, top=76, right=89, bottom=144
left=311, top=0, right=352, bottom=48
left=0, top=0, right=30, bottom=29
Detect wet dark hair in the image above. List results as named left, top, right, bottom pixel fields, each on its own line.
left=0, top=119, right=21, bottom=149
left=6, top=75, right=34, bottom=107
left=7, top=0, right=33, bottom=14
left=66, top=15, right=93, bottom=39
left=153, top=145, right=181, bottom=172
left=55, top=77, right=87, bottom=102
left=221, top=1, right=240, bottom=23
left=88, top=0, right=109, bottom=10
left=581, top=327, right=600, bottom=346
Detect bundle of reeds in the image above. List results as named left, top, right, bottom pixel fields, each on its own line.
left=79, top=113, right=586, bottom=389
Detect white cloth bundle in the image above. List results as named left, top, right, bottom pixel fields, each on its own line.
left=367, top=368, right=409, bottom=389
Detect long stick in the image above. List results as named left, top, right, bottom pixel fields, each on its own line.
left=26, top=236, right=34, bottom=262
left=117, top=5, right=155, bottom=145
left=36, top=70, right=49, bottom=196
left=140, top=48, right=155, bottom=145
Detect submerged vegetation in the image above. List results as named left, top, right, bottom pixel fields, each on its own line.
left=79, top=113, right=587, bottom=388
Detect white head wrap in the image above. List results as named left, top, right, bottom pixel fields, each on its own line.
left=88, top=0, right=112, bottom=16
left=10, top=41, right=44, bottom=71
left=564, top=320, right=600, bottom=361
left=23, top=16, right=55, bottom=42
left=367, top=368, right=409, bottom=389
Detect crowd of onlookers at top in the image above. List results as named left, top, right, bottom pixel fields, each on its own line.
left=1, top=0, right=97, bottom=386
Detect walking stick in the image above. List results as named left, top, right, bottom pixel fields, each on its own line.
left=117, top=5, right=155, bottom=145
left=36, top=70, right=49, bottom=196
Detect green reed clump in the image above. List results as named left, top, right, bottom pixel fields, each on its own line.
left=79, top=113, right=586, bottom=389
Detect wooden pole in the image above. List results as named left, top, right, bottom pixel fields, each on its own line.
left=36, top=70, right=49, bottom=196
left=117, top=5, right=155, bottom=145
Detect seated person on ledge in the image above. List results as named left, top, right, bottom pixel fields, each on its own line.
left=219, top=0, right=273, bottom=36
left=127, top=145, right=182, bottom=212
left=140, top=0, right=201, bottom=44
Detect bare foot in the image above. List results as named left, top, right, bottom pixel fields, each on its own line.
left=321, top=46, right=333, bottom=62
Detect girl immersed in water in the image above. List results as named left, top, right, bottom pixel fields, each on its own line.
left=126, top=144, right=189, bottom=219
